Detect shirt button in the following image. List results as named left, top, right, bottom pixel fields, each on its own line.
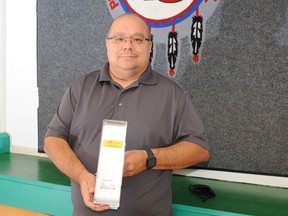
left=118, top=103, right=122, bottom=106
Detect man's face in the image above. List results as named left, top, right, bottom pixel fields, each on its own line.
left=106, top=15, right=152, bottom=75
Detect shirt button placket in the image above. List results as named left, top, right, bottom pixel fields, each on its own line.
left=113, top=90, right=125, bottom=119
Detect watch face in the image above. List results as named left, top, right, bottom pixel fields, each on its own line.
left=147, top=157, right=157, bottom=169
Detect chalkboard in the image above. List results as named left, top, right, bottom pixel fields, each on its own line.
left=37, top=0, right=288, bottom=177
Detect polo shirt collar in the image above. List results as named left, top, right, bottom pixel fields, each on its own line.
left=99, top=62, right=158, bottom=85
left=99, top=62, right=111, bottom=82
left=139, top=64, right=158, bottom=85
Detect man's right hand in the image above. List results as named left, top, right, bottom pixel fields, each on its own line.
left=79, top=172, right=110, bottom=212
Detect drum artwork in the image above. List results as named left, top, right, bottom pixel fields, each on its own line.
left=106, top=0, right=221, bottom=77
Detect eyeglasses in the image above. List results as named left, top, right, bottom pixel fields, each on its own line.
left=107, top=34, right=150, bottom=45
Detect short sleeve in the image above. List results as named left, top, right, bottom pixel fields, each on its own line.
left=174, top=93, right=209, bottom=150
left=45, top=77, right=82, bottom=142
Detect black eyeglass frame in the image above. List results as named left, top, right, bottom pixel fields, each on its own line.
left=106, top=35, right=151, bottom=44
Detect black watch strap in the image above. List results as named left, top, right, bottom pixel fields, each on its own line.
left=145, top=149, right=156, bottom=169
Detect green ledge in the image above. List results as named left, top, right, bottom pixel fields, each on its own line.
left=1, top=153, right=288, bottom=216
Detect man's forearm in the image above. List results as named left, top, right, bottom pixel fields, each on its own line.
left=152, top=141, right=210, bottom=170
left=44, top=136, right=89, bottom=184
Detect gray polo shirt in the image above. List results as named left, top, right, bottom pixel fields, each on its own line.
left=45, top=62, right=208, bottom=216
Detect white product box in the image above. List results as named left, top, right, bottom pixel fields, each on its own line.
left=93, top=119, right=127, bottom=210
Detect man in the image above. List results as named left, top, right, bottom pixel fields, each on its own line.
left=44, top=13, right=210, bottom=216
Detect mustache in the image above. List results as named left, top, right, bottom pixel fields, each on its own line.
left=118, top=51, right=138, bottom=57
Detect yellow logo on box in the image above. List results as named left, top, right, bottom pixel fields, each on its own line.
left=103, top=140, right=123, bottom=148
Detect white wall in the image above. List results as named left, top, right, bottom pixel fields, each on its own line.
left=0, top=0, right=6, bottom=132
left=2, top=1, right=288, bottom=188
left=6, top=0, right=38, bottom=153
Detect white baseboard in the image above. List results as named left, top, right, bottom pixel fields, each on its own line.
left=173, top=169, right=288, bottom=189
left=10, top=146, right=48, bottom=158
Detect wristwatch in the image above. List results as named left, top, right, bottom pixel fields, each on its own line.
left=145, top=149, right=156, bottom=169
